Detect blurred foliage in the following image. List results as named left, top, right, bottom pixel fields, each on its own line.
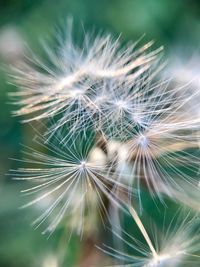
left=1, top=0, right=200, bottom=266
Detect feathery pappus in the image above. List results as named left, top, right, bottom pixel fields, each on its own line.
left=9, top=22, right=162, bottom=137
left=10, top=130, right=127, bottom=236
left=99, top=207, right=200, bottom=267
left=8, top=21, right=200, bottom=267
left=103, top=78, right=200, bottom=205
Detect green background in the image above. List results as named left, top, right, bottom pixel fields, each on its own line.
left=0, top=0, right=200, bottom=266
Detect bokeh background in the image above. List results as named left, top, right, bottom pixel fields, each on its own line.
left=1, top=0, right=200, bottom=266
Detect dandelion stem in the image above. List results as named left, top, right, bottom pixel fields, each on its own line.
left=129, top=206, right=158, bottom=260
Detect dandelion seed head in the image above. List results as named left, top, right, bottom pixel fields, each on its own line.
left=115, top=100, right=129, bottom=110
left=12, top=131, right=126, bottom=236
left=147, top=251, right=182, bottom=267
left=100, top=76, right=200, bottom=203
left=9, top=22, right=200, bottom=265
left=10, top=21, right=162, bottom=138
left=79, top=160, right=87, bottom=169
left=137, top=134, right=149, bottom=148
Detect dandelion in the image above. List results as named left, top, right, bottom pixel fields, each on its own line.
left=105, top=78, right=200, bottom=205
left=10, top=131, right=127, bottom=236
left=9, top=22, right=162, bottom=137
left=99, top=207, right=200, bottom=267
left=8, top=20, right=200, bottom=266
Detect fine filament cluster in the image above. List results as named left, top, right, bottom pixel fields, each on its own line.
left=9, top=23, right=200, bottom=266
